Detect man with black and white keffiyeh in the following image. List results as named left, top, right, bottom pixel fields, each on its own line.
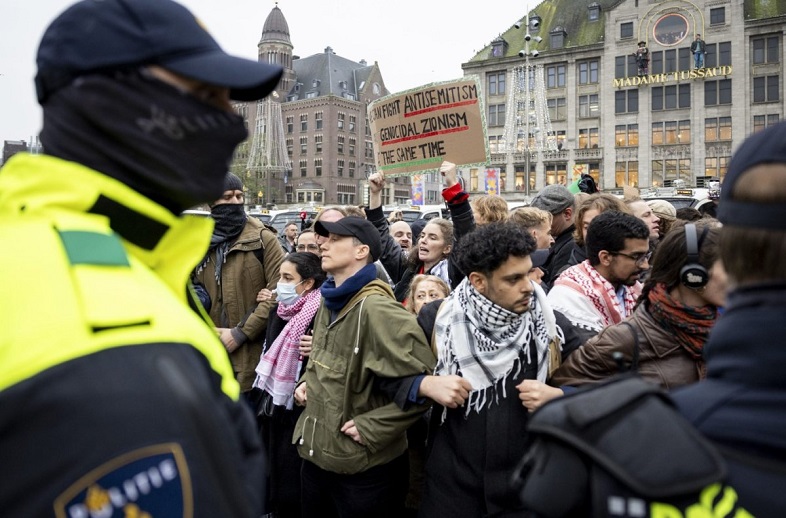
left=415, top=222, right=569, bottom=518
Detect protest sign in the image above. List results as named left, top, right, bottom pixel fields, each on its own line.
left=368, top=77, right=489, bottom=177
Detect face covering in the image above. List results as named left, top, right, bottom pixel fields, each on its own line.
left=40, top=69, right=248, bottom=214
left=277, top=279, right=306, bottom=306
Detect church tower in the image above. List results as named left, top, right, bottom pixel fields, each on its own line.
left=258, top=4, right=296, bottom=99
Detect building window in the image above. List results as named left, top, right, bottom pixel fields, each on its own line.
left=653, top=13, right=688, bottom=46
left=488, top=104, right=506, bottom=127
left=705, top=117, right=732, bottom=141
left=488, top=71, right=507, bottom=96
left=588, top=3, right=600, bottom=21
left=578, top=94, right=599, bottom=118
left=299, top=136, right=308, bottom=154
left=753, top=114, right=780, bottom=133
left=349, top=116, right=356, bottom=133
left=349, top=161, right=356, bottom=178
left=546, top=65, right=566, bottom=88
left=710, top=7, right=725, bottom=25
left=615, top=161, right=639, bottom=187
left=286, top=116, right=294, bottom=134
left=678, top=48, right=691, bottom=70
left=652, top=158, right=691, bottom=186
left=705, top=157, right=730, bottom=180
left=286, top=138, right=293, bottom=157
left=545, top=163, right=568, bottom=185
left=315, top=112, right=323, bottom=130
left=349, top=137, right=356, bottom=156
left=299, top=159, right=307, bottom=177
left=365, top=141, right=374, bottom=159
left=705, top=79, right=732, bottom=106
left=337, top=159, right=344, bottom=177
left=300, top=114, right=308, bottom=131
left=550, top=27, right=566, bottom=49
left=555, top=130, right=566, bottom=150
left=547, top=97, right=567, bottom=120
left=314, top=134, right=323, bottom=153
left=578, top=60, right=599, bottom=84
left=705, top=42, right=732, bottom=68
left=615, top=124, right=638, bottom=146
left=652, top=120, right=690, bottom=145
left=620, top=22, right=633, bottom=39
left=753, top=36, right=780, bottom=64
left=578, top=128, right=599, bottom=149
left=314, top=158, right=322, bottom=177
left=651, top=51, right=663, bottom=74
left=753, top=76, right=780, bottom=103
left=489, top=135, right=506, bottom=154
left=337, top=112, right=345, bottom=130
left=337, top=135, right=345, bottom=154
left=652, top=85, right=690, bottom=110
left=615, top=90, right=638, bottom=114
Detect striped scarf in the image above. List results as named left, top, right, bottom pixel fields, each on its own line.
left=648, top=283, right=717, bottom=379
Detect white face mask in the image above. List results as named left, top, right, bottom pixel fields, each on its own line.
left=276, top=279, right=305, bottom=306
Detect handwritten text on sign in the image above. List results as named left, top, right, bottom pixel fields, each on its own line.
left=368, top=78, right=488, bottom=177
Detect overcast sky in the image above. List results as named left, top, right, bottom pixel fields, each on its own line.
left=0, top=0, right=522, bottom=145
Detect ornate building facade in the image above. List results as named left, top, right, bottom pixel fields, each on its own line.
left=232, top=6, right=411, bottom=208
left=462, top=0, right=786, bottom=199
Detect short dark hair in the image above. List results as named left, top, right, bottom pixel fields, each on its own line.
left=585, top=211, right=649, bottom=266
left=284, top=252, right=326, bottom=288
left=454, top=222, right=536, bottom=276
left=675, top=207, right=703, bottom=222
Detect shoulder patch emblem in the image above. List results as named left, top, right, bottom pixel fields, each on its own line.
left=53, top=443, right=192, bottom=518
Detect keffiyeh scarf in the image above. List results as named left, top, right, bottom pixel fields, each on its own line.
left=253, top=288, right=322, bottom=410
left=434, top=278, right=560, bottom=416
left=556, top=260, right=640, bottom=328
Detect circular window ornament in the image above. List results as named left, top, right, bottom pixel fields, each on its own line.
left=653, top=13, right=689, bottom=46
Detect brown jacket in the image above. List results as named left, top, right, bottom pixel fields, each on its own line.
left=551, top=304, right=702, bottom=390
left=196, top=217, right=284, bottom=391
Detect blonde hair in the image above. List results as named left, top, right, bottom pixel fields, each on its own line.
left=470, top=195, right=509, bottom=224
left=405, top=274, right=451, bottom=315
left=508, top=207, right=553, bottom=231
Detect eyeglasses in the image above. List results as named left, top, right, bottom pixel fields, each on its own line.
left=296, top=244, right=321, bottom=252
left=611, top=251, right=652, bottom=266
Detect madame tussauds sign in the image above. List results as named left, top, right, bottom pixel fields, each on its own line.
left=613, top=66, right=732, bottom=87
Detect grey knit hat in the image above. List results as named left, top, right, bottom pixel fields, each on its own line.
left=531, top=185, right=575, bottom=214
left=223, top=172, right=243, bottom=192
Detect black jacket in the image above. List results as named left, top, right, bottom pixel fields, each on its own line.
left=672, top=283, right=786, bottom=517
left=542, top=224, right=576, bottom=287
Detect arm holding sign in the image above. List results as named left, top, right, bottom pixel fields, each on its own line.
left=364, top=172, right=409, bottom=285
left=439, top=161, right=475, bottom=290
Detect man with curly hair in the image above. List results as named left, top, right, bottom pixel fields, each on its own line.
left=415, top=222, right=575, bottom=517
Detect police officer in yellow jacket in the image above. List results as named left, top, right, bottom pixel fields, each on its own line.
left=0, top=0, right=282, bottom=516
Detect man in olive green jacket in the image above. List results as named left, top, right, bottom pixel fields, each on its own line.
left=294, top=217, right=434, bottom=518
left=195, top=173, right=285, bottom=392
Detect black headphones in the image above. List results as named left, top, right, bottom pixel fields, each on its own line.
left=680, top=223, right=709, bottom=289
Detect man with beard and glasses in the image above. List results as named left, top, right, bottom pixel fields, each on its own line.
left=0, top=0, right=283, bottom=516
left=195, top=172, right=285, bottom=394
left=547, top=211, right=650, bottom=342
left=414, top=222, right=566, bottom=518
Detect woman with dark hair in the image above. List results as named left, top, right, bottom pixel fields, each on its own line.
left=252, top=252, right=326, bottom=518
left=551, top=219, right=728, bottom=389
left=366, top=162, right=475, bottom=302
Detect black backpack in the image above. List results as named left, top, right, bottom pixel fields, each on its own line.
left=511, top=376, right=752, bottom=517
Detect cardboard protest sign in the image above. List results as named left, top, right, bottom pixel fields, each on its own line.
left=367, top=77, right=489, bottom=177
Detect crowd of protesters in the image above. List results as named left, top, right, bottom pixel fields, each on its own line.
left=2, top=0, right=784, bottom=517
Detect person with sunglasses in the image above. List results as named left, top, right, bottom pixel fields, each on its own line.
left=547, top=211, right=650, bottom=343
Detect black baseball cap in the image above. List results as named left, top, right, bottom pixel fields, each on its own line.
left=315, top=217, right=382, bottom=262
left=35, top=0, right=283, bottom=104
left=717, top=120, right=786, bottom=230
